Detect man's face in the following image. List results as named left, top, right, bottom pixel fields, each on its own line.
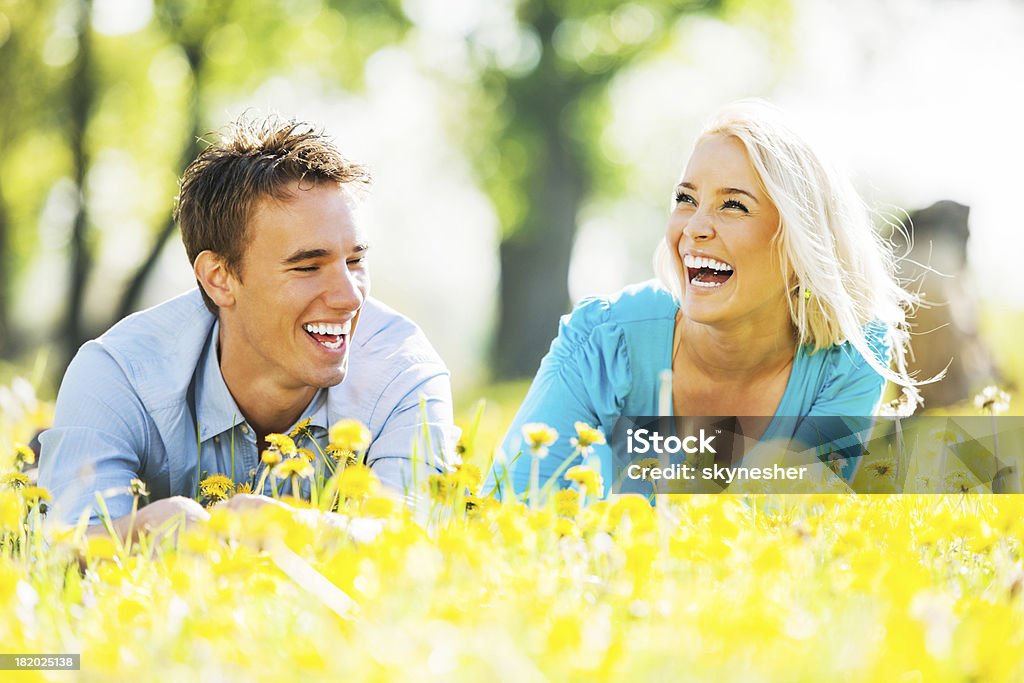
left=221, top=181, right=370, bottom=392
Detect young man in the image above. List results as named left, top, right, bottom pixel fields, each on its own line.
left=38, top=116, right=457, bottom=537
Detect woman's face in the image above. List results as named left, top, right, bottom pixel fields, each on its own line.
left=666, top=133, right=788, bottom=329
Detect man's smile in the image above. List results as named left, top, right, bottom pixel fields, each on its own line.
left=303, top=320, right=353, bottom=351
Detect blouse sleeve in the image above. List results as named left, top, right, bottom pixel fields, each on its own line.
left=494, top=296, right=631, bottom=498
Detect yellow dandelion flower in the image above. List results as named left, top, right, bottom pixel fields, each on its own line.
left=273, top=459, right=313, bottom=479
left=465, top=494, right=499, bottom=517
left=265, top=433, right=297, bottom=457
left=199, top=474, right=235, bottom=500
left=975, top=385, right=1011, bottom=414
left=428, top=473, right=459, bottom=504
left=554, top=518, right=580, bottom=538
left=565, top=465, right=603, bottom=498
left=944, top=470, right=974, bottom=494
left=329, top=419, right=371, bottom=454
left=0, top=489, right=22, bottom=529
left=570, top=422, right=605, bottom=451
left=261, top=448, right=283, bottom=466
left=522, top=423, right=558, bottom=457
left=553, top=489, right=580, bottom=518
left=20, top=486, right=52, bottom=504
left=14, top=445, right=35, bottom=466
left=235, top=482, right=254, bottom=495
left=324, top=444, right=351, bottom=463
left=337, top=464, right=378, bottom=499
left=289, top=417, right=313, bottom=438
left=0, top=472, right=29, bottom=490
left=296, top=448, right=316, bottom=463
left=865, top=458, right=897, bottom=480
left=129, top=478, right=149, bottom=498
left=454, top=463, right=483, bottom=495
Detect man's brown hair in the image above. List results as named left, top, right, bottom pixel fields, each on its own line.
left=176, top=114, right=372, bottom=314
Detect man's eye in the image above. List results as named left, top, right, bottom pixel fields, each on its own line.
left=722, top=199, right=749, bottom=213
left=674, top=190, right=696, bottom=206
left=347, top=257, right=367, bottom=267
left=293, top=266, right=319, bottom=272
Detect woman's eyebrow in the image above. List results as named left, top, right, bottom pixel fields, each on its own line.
left=721, top=187, right=759, bottom=203
left=679, top=181, right=760, bottom=203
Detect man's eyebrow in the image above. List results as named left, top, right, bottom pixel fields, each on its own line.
left=679, top=182, right=759, bottom=203
left=281, top=243, right=370, bottom=265
left=281, top=248, right=332, bottom=265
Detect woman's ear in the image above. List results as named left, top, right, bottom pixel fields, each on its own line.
left=194, top=250, right=237, bottom=309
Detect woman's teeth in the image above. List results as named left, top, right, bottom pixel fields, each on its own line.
left=683, top=253, right=734, bottom=288
left=683, top=254, right=733, bottom=272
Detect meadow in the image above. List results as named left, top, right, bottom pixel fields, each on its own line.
left=1, top=369, right=1023, bottom=682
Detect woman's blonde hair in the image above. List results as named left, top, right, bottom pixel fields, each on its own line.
left=655, top=99, right=928, bottom=394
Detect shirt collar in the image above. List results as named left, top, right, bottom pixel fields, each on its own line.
left=194, top=320, right=331, bottom=442
left=195, top=320, right=246, bottom=442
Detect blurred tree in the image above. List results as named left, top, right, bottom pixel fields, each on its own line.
left=0, top=0, right=64, bottom=358
left=115, top=0, right=409, bottom=324
left=0, top=0, right=410, bottom=371
left=462, top=0, right=794, bottom=379
left=61, top=0, right=95, bottom=364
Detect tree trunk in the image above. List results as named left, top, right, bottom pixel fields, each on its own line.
left=493, top=7, right=587, bottom=379
left=61, top=0, right=95, bottom=365
left=0, top=177, right=10, bottom=358
left=494, top=131, right=584, bottom=378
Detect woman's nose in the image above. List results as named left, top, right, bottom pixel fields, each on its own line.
left=683, top=210, right=715, bottom=241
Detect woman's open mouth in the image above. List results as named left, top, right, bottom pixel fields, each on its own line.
left=303, top=321, right=351, bottom=351
left=683, top=254, right=734, bottom=289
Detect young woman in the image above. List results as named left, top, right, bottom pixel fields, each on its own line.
left=501, top=100, right=921, bottom=495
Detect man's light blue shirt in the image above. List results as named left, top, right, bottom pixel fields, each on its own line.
left=39, top=288, right=457, bottom=524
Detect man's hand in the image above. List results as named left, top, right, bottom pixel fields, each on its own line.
left=214, top=493, right=295, bottom=514
left=87, top=495, right=210, bottom=543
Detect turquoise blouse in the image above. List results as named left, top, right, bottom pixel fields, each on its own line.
left=499, top=280, right=890, bottom=496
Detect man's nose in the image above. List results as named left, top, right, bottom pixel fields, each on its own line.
left=324, top=266, right=364, bottom=311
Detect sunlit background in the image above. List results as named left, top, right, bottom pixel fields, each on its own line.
left=1, top=0, right=1021, bottom=407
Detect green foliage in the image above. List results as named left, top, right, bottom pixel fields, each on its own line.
left=0, top=0, right=412, bottom=368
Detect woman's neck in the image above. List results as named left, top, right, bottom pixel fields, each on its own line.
left=676, top=311, right=797, bottom=382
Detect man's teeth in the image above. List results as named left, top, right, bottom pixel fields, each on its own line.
left=303, top=322, right=351, bottom=336
left=683, top=254, right=734, bottom=272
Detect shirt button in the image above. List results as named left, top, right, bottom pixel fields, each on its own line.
left=213, top=436, right=220, bottom=444
left=241, top=425, right=250, bottom=435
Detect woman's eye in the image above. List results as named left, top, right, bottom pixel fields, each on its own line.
left=674, top=191, right=696, bottom=206
left=722, top=199, right=749, bottom=213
